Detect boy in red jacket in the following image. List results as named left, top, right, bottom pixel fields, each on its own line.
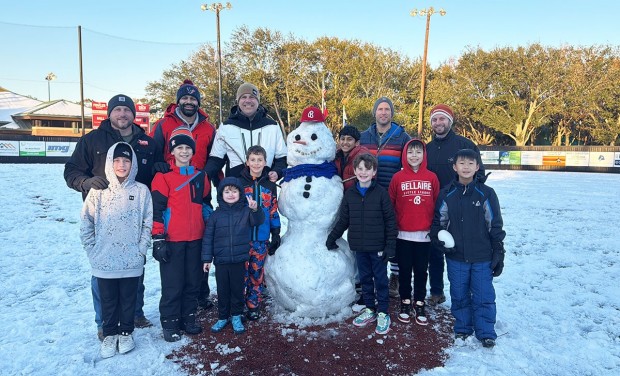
left=389, top=139, right=439, bottom=325
left=151, top=127, right=213, bottom=342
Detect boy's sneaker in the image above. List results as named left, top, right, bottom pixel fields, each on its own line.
left=118, top=332, right=135, bottom=354
left=388, top=274, right=400, bottom=299
left=198, top=297, right=214, bottom=310
left=231, top=315, right=245, bottom=334
left=183, top=315, right=203, bottom=335
left=398, top=300, right=411, bottom=323
left=481, top=338, right=496, bottom=348
left=375, top=312, right=391, bottom=335
left=134, top=316, right=153, bottom=328
left=211, top=319, right=229, bottom=333
left=163, top=329, right=182, bottom=342
left=246, top=308, right=260, bottom=321
left=100, top=335, right=118, bottom=359
left=428, top=294, right=446, bottom=306
left=353, top=308, right=377, bottom=327
left=414, top=301, right=428, bottom=326
left=455, top=333, right=471, bottom=341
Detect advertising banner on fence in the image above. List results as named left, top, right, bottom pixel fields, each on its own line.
left=565, top=151, right=589, bottom=167
left=589, top=152, right=615, bottom=167
left=134, top=103, right=150, bottom=130
left=480, top=150, right=499, bottom=165
left=542, top=151, right=566, bottom=166
left=46, top=142, right=77, bottom=157
left=508, top=151, right=521, bottom=165
left=521, top=151, right=543, bottom=165
left=91, top=101, right=107, bottom=129
left=0, top=140, right=19, bottom=156
left=615, top=152, right=620, bottom=167
left=19, top=141, right=46, bottom=156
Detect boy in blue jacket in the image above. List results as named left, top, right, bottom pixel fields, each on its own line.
left=238, top=145, right=281, bottom=321
left=430, top=149, right=506, bottom=348
left=202, top=177, right=265, bottom=334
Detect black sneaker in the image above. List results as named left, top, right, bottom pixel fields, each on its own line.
left=414, top=301, right=428, bottom=326
left=163, top=329, right=182, bottom=342
left=398, top=300, right=411, bottom=323
left=183, top=321, right=203, bottom=335
left=246, top=308, right=260, bottom=321
left=481, top=338, right=496, bottom=348
left=455, top=333, right=471, bottom=341
left=134, top=316, right=153, bottom=328
left=198, top=297, right=214, bottom=310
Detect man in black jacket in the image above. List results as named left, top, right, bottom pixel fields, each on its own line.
left=425, top=103, right=485, bottom=306
left=64, top=94, right=163, bottom=339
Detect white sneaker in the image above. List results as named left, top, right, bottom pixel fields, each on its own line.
left=100, top=335, right=118, bottom=359
left=118, top=333, right=135, bottom=354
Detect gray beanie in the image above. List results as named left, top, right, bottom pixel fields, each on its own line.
left=372, top=96, right=394, bottom=117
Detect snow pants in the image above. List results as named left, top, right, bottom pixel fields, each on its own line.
left=158, top=240, right=202, bottom=327
left=215, top=261, right=246, bottom=319
left=245, top=240, right=268, bottom=309
left=356, top=251, right=390, bottom=314
left=396, top=239, right=431, bottom=302
left=98, top=276, right=139, bottom=337
left=446, top=258, right=497, bottom=340
left=428, top=248, right=445, bottom=297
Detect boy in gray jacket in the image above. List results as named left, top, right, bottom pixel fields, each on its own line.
left=81, top=142, right=153, bottom=359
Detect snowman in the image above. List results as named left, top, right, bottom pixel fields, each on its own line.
left=265, top=106, right=356, bottom=318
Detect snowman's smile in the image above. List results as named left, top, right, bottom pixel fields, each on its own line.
left=293, top=145, right=324, bottom=157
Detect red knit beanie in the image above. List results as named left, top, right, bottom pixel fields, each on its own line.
left=429, top=104, right=454, bottom=125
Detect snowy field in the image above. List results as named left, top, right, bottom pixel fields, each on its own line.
left=0, top=164, right=619, bottom=376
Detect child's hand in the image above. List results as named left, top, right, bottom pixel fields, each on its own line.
left=268, top=171, right=278, bottom=182
left=203, top=263, right=211, bottom=272
left=246, top=195, right=258, bottom=210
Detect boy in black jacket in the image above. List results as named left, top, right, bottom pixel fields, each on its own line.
left=202, top=177, right=265, bottom=334
left=326, top=154, right=397, bottom=335
left=430, top=149, right=506, bottom=348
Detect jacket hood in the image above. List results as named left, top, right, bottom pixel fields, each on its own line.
left=401, top=138, right=428, bottom=174
left=216, top=176, right=247, bottom=208
left=105, top=142, right=138, bottom=189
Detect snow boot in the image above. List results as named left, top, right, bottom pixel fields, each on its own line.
left=455, top=333, right=471, bottom=341
left=231, top=315, right=245, bottom=334
left=398, top=300, right=411, bottom=323
left=162, top=318, right=182, bottom=342
left=183, top=314, right=203, bottom=335
left=246, top=307, right=260, bottom=321
left=428, top=294, right=446, bottom=306
left=388, top=274, right=400, bottom=299
left=375, top=312, right=391, bottom=335
left=414, top=301, right=428, bottom=326
left=198, top=297, right=214, bottom=310
left=134, top=316, right=153, bottom=328
left=118, top=332, right=135, bottom=354
left=481, top=338, right=496, bottom=348
left=100, top=335, right=118, bottom=359
left=211, top=318, right=229, bottom=333
left=353, top=308, right=377, bottom=327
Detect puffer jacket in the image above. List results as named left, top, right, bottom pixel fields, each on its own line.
left=201, top=177, right=265, bottom=265
left=430, top=179, right=505, bottom=263
left=359, top=122, right=411, bottom=188
left=80, top=142, right=153, bottom=279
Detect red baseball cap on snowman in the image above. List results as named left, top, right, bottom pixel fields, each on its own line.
left=300, top=106, right=325, bottom=123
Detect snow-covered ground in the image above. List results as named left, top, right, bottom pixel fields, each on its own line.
left=0, top=165, right=618, bottom=375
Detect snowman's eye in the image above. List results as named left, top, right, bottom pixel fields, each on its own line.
left=311, top=134, right=318, bottom=141
left=295, top=135, right=301, bottom=141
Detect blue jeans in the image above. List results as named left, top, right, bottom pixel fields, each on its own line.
left=446, top=258, right=497, bottom=340
left=92, top=270, right=145, bottom=328
left=428, top=249, right=445, bottom=296
left=355, top=251, right=389, bottom=314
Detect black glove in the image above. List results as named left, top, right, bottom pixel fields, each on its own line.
left=380, top=247, right=396, bottom=263
left=491, top=242, right=505, bottom=277
left=152, top=162, right=171, bottom=174
left=325, top=239, right=338, bottom=251
left=431, top=237, right=456, bottom=255
left=268, top=229, right=281, bottom=256
left=152, top=236, right=169, bottom=263
left=83, top=176, right=109, bottom=191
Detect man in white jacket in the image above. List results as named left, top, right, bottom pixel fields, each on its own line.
left=204, top=83, right=287, bottom=184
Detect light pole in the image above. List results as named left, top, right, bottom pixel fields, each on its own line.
left=45, top=72, right=57, bottom=102
left=410, top=7, right=446, bottom=138
left=201, top=2, right=232, bottom=126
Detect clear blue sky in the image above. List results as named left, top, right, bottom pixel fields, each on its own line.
left=1, top=0, right=617, bottom=103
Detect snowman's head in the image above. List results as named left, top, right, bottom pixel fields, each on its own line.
left=287, top=107, right=336, bottom=166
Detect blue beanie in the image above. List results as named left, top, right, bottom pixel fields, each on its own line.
left=176, top=79, right=201, bottom=105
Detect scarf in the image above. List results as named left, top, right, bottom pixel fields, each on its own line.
left=282, top=161, right=338, bottom=183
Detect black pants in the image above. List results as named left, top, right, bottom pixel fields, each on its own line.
left=199, top=271, right=210, bottom=300
left=215, top=262, right=246, bottom=319
left=158, top=240, right=202, bottom=326
left=396, top=239, right=431, bottom=302
left=98, top=276, right=140, bottom=337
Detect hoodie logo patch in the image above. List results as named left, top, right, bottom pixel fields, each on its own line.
left=138, top=140, right=148, bottom=146
left=474, top=201, right=481, bottom=206
left=129, top=195, right=135, bottom=200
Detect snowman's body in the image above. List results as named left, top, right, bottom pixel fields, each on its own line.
left=265, top=119, right=356, bottom=318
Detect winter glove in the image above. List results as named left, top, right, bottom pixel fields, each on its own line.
left=152, top=162, right=171, bottom=174
left=431, top=237, right=456, bottom=255
left=268, top=228, right=281, bottom=256
left=82, top=176, right=109, bottom=191
left=152, top=236, right=169, bottom=263
left=325, top=239, right=338, bottom=251
left=491, top=242, right=505, bottom=277
left=380, top=246, right=396, bottom=263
